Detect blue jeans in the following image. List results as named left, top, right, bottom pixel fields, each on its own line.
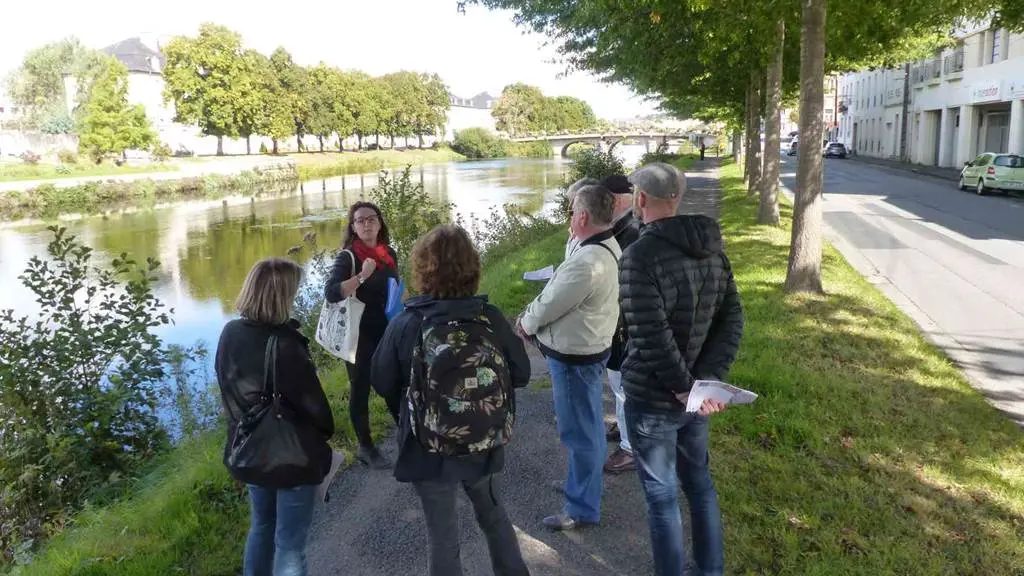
left=244, top=484, right=317, bottom=576
left=548, top=357, right=607, bottom=523
left=625, top=399, right=724, bottom=576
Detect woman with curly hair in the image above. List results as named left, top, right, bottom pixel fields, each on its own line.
left=371, top=225, right=531, bottom=576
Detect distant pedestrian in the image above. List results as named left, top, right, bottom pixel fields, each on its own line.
left=598, top=173, right=640, bottom=474
left=700, top=142, right=707, bottom=160
left=217, top=258, right=335, bottom=576
left=324, top=201, right=400, bottom=469
left=371, top=225, right=531, bottom=576
left=518, top=184, right=621, bottom=531
left=621, top=163, right=744, bottom=576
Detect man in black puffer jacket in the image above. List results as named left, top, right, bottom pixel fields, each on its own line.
left=620, top=163, right=744, bottom=576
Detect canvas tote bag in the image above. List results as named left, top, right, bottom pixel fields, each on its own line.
left=315, top=250, right=364, bottom=362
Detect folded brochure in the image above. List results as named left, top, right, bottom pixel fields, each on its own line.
left=685, top=380, right=758, bottom=413
left=523, top=265, right=554, bottom=282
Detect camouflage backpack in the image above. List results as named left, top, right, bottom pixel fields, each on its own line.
left=408, top=315, right=514, bottom=456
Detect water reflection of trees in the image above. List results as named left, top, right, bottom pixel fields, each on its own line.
left=178, top=217, right=344, bottom=311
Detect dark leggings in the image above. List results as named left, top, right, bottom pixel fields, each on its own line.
left=344, top=332, right=398, bottom=448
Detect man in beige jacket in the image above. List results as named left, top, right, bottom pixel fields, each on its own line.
left=518, top=184, right=620, bottom=531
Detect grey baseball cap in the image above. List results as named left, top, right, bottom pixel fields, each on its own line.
left=628, top=163, right=685, bottom=199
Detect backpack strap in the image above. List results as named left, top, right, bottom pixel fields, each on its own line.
left=592, top=241, right=620, bottom=264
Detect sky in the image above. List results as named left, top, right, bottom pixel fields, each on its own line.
left=0, top=0, right=660, bottom=120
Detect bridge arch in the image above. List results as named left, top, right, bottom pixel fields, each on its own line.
left=605, top=137, right=628, bottom=154
left=559, top=138, right=601, bottom=158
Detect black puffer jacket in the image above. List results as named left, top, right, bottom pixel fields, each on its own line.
left=619, top=215, right=744, bottom=412
left=216, top=319, right=334, bottom=488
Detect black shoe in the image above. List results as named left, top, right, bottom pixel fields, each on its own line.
left=543, top=513, right=595, bottom=531
left=357, top=446, right=391, bottom=470
left=605, top=422, right=621, bottom=442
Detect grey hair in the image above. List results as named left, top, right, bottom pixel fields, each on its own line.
left=566, top=177, right=600, bottom=204
left=573, top=184, right=615, bottom=226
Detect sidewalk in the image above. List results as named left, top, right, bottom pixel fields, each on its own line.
left=847, top=153, right=960, bottom=182
left=304, top=158, right=724, bottom=576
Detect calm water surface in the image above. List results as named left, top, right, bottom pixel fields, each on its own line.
left=0, top=158, right=578, bottom=350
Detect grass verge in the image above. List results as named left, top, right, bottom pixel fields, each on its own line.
left=0, top=165, right=298, bottom=222
left=710, top=159, right=1024, bottom=574
left=0, top=162, right=178, bottom=183
left=9, top=227, right=566, bottom=575
left=293, top=148, right=465, bottom=180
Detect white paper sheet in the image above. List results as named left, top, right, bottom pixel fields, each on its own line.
left=685, top=380, right=758, bottom=413
left=523, top=265, right=554, bottom=282
left=316, top=450, right=346, bottom=504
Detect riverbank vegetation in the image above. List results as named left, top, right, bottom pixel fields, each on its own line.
left=450, top=128, right=551, bottom=159
left=0, top=164, right=297, bottom=221
left=293, top=148, right=465, bottom=180
left=491, top=83, right=599, bottom=137
left=0, top=160, right=177, bottom=183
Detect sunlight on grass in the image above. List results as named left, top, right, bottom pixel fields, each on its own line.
left=0, top=162, right=178, bottom=183
left=293, top=149, right=466, bottom=180
left=710, top=159, right=1024, bottom=574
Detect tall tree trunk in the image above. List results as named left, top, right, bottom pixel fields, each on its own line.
left=418, top=133, right=424, bottom=148
left=743, top=83, right=754, bottom=186
left=272, top=138, right=279, bottom=155
left=358, top=134, right=364, bottom=150
left=246, top=135, right=251, bottom=155
left=759, top=18, right=785, bottom=226
left=319, top=135, right=325, bottom=152
left=216, top=135, right=224, bottom=156
left=375, top=134, right=380, bottom=148
left=785, top=0, right=827, bottom=294
left=747, top=69, right=763, bottom=197
left=296, top=133, right=303, bottom=152
left=732, top=131, right=742, bottom=158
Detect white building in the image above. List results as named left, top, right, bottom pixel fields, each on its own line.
left=836, top=22, right=1024, bottom=167
left=444, top=91, right=497, bottom=140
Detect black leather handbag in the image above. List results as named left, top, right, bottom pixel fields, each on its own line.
left=225, top=335, right=311, bottom=482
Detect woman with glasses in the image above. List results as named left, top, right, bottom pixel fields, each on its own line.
left=324, top=201, right=400, bottom=468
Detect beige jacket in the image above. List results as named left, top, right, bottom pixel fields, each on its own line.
left=521, top=230, right=621, bottom=362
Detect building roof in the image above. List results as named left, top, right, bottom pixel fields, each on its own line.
left=101, top=37, right=164, bottom=74
left=449, top=91, right=496, bottom=109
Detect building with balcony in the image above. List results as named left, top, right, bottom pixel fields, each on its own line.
left=835, top=22, right=1024, bottom=168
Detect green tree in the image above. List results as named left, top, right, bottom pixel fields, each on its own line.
left=2, top=38, right=101, bottom=129
left=269, top=48, right=310, bottom=152
left=306, top=64, right=357, bottom=152
left=491, top=83, right=545, bottom=137
left=162, top=24, right=247, bottom=156
left=381, top=71, right=422, bottom=148
left=349, top=72, right=384, bottom=150
left=415, top=73, right=451, bottom=147
left=235, top=50, right=271, bottom=155
left=78, top=57, right=156, bottom=162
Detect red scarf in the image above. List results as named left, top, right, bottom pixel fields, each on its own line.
left=352, top=238, right=395, bottom=270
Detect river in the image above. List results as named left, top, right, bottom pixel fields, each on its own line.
left=0, top=157, right=586, bottom=351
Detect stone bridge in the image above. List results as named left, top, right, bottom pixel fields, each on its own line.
left=510, top=132, right=689, bottom=158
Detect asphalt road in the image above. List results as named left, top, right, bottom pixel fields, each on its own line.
left=779, top=155, right=1024, bottom=424
left=305, top=160, right=724, bottom=576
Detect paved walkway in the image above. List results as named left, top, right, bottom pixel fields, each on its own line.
left=305, top=158, right=724, bottom=576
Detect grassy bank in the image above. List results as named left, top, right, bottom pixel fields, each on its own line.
left=10, top=226, right=564, bottom=575
left=0, top=161, right=178, bottom=183
left=0, top=165, right=298, bottom=221
left=711, top=160, right=1024, bottom=573
left=293, top=148, right=465, bottom=180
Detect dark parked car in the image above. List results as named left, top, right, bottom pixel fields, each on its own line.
left=786, top=140, right=798, bottom=156
left=823, top=142, right=848, bottom=159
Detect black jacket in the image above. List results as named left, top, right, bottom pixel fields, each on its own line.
left=324, top=246, right=399, bottom=351
left=619, top=215, right=744, bottom=412
left=607, top=209, right=641, bottom=370
left=215, top=318, right=335, bottom=487
left=370, top=295, right=531, bottom=483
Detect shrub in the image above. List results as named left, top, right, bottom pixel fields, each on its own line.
left=259, top=142, right=269, bottom=155
left=505, top=141, right=552, bottom=158
left=54, top=164, right=73, bottom=175
left=57, top=149, right=78, bottom=164
left=451, top=128, right=507, bottom=159
left=552, top=148, right=626, bottom=221
left=151, top=143, right=172, bottom=163
left=460, top=204, right=561, bottom=264
left=640, top=151, right=682, bottom=166
left=371, top=165, right=452, bottom=273
left=0, top=227, right=172, bottom=563
left=19, top=151, right=40, bottom=165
